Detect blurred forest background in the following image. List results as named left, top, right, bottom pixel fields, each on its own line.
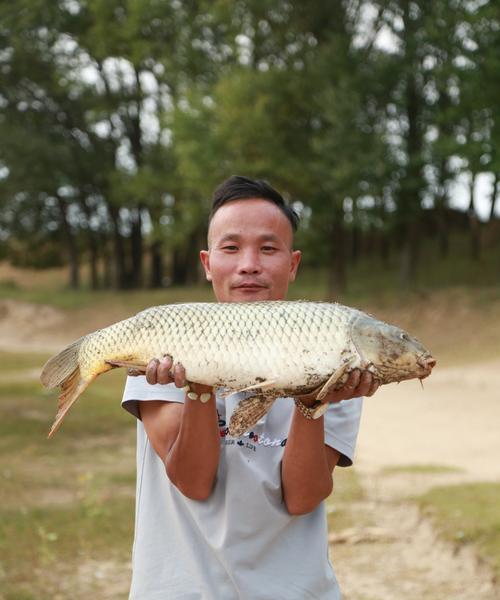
left=1, top=0, right=500, bottom=297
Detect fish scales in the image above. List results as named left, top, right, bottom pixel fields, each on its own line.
left=40, top=301, right=435, bottom=437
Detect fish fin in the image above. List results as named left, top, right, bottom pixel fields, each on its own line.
left=216, top=386, right=234, bottom=399
left=41, top=335, right=110, bottom=437
left=105, top=359, right=148, bottom=373
left=229, top=395, right=277, bottom=437
left=47, top=370, right=97, bottom=438
left=234, top=379, right=277, bottom=394
left=316, top=356, right=357, bottom=401
left=40, top=337, right=85, bottom=388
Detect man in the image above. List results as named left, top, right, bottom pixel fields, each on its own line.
left=122, top=175, right=378, bottom=599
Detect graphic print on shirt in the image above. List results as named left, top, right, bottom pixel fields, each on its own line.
left=218, top=410, right=287, bottom=450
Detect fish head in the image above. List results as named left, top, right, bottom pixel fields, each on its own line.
left=351, top=315, right=436, bottom=384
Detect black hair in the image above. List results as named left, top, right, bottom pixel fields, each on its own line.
left=209, top=175, right=299, bottom=232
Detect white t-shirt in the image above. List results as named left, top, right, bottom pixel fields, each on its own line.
left=122, top=377, right=363, bottom=600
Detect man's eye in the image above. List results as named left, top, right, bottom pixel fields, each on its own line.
left=222, top=245, right=238, bottom=251
left=262, top=246, right=277, bottom=252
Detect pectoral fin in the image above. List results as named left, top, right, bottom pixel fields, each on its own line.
left=229, top=395, right=277, bottom=437
left=105, top=360, right=148, bottom=373
left=234, top=379, right=277, bottom=394
left=316, top=356, right=357, bottom=401
left=217, top=378, right=277, bottom=401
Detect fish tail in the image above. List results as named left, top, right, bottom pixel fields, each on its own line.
left=47, top=370, right=96, bottom=438
left=40, top=336, right=96, bottom=438
left=40, top=337, right=85, bottom=389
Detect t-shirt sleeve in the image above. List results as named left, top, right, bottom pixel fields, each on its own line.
left=323, top=396, right=363, bottom=467
left=121, top=375, right=185, bottom=420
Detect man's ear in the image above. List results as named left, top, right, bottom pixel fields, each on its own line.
left=199, top=250, right=212, bottom=281
left=289, top=250, right=302, bottom=282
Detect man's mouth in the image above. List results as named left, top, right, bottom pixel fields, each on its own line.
left=232, top=282, right=268, bottom=291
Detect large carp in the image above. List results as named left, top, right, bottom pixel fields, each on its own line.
left=40, top=301, right=435, bottom=438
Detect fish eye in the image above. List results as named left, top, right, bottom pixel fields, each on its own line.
left=400, top=332, right=409, bottom=341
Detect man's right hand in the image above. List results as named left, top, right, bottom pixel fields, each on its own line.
left=133, top=355, right=219, bottom=501
left=129, top=356, right=213, bottom=397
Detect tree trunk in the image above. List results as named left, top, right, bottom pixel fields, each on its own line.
left=186, top=228, right=204, bottom=284
left=107, top=204, right=128, bottom=289
left=171, top=245, right=188, bottom=286
left=399, top=220, right=420, bottom=290
left=149, top=240, right=163, bottom=288
left=99, top=236, right=112, bottom=289
left=380, top=233, right=390, bottom=265
left=129, top=207, right=143, bottom=287
left=327, top=203, right=347, bottom=299
left=350, top=226, right=360, bottom=265
left=78, top=198, right=100, bottom=289
left=435, top=158, right=450, bottom=258
left=56, top=195, right=80, bottom=289
left=488, top=172, right=499, bottom=222
left=436, top=204, right=449, bottom=258
left=88, top=235, right=99, bottom=290
left=398, top=1, right=424, bottom=288
left=468, top=172, right=481, bottom=261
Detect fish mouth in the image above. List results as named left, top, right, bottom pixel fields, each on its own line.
left=417, top=354, right=437, bottom=379
left=371, top=353, right=436, bottom=383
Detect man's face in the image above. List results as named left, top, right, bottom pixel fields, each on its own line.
left=200, top=198, right=301, bottom=302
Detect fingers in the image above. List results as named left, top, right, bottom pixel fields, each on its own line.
left=366, top=376, right=380, bottom=397
left=145, top=358, right=160, bottom=385
left=355, top=371, right=373, bottom=397
left=157, top=355, right=173, bottom=384
left=173, top=362, right=186, bottom=388
left=350, top=371, right=379, bottom=398
left=145, top=355, right=179, bottom=386
left=343, top=369, right=361, bottom=393
left=126, top=367, right=144, bottom=377
left=325, top=369, right=380, bottom=403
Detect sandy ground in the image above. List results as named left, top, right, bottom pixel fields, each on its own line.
left=330, top=360, right=500, bottom=599
left=357, top=362, right=500, bottom=480
left=1, top=298, right=499, bottom=598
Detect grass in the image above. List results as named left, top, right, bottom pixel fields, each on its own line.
left=0, top=497, right=134, bottom=599
left=381, top=464, right=465, bottom=475
left=0, top=355, right=136, bottom=598
left=326, top=467, right=369, bottom=532
left=419, top=483, right=500, bottom=580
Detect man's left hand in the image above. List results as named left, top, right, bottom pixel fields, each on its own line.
left=324, top=369, right=379, bottom=403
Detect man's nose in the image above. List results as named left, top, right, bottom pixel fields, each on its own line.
left=237, top=250, right=262, bottom=274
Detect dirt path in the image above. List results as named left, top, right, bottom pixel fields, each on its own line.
left=330, top=473, right=497, bottom=600
left=328, top=360, right=500, bottom=599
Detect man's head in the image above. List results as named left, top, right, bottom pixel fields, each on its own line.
left=200, top=175, right=301, bottom=302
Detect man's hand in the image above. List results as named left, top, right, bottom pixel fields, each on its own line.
left=323, top=369, right=379, bottom=403
left=128, top=355, right=212, bottom=397
left=130, top=355, right=218, bottom=501
left=295, top=369, right=379, bottom=406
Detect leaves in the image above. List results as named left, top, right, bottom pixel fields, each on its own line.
left=1, top=0, right=499, bottom=288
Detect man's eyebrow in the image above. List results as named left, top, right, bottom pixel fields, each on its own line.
left=258, top=233, right=281, bottom=242
left=217, top=233, right=241, bottom=244
left=216, top=233, right=281, bottom=244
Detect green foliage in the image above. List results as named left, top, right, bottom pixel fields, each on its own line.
left=1, top=0, right=499, bottom=291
